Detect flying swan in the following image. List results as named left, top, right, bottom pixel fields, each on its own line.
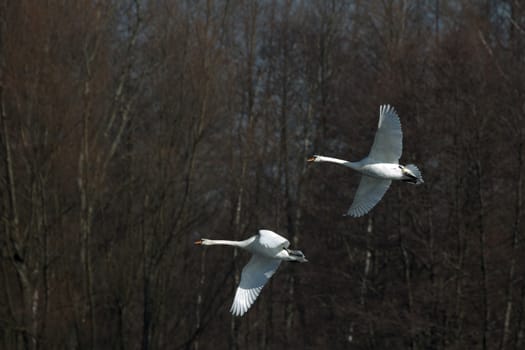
left=308, top=104, right=423, bottom=217
left=195, top=229, right=308, bottom=316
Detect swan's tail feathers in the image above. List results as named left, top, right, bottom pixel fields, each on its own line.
left=405, top=164, right=424, bottom=184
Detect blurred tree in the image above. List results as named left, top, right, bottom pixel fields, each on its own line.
left=2, top=0, right=525, bottom=349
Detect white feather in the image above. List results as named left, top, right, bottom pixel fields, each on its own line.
left=196, top=229, right=307, bottom=317
left=347, top=177, right=392, bottom=217
left=368, top=104, right=403, bottom=163
left=230, top=255, right=281, bottom=316
left=308, top=104, right=423, bottom=217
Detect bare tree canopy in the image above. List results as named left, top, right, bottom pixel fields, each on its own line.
left=1, top=0, right=525, bottom=349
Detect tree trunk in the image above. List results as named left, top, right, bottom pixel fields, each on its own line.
left=475, top=157, right=488, bottom=350
left=500, top=135, right=523, bottom=349
left=361, top=216, right=376, bottom=348
left=1, top=84, right=35, bottom=350
left=398, top=193, right=415, bottom=350
left=141, top=208, right=153, bottom=350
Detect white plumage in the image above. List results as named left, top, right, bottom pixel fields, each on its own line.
left=308, top=104, right=423, bottom=217
left=369, top=104, right=403, bottom=163
left=195, top=229, right=307, bottom=316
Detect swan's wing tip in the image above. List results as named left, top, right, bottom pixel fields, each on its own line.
left=346, top=209, right=366, bottom=218
left=343, top=211, right=364, bottom=218
left=348, top=178, right=392, bottom=218
left=229, top=256, right=281, bottom=316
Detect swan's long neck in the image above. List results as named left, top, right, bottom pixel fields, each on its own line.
left=201, top=238, right=253, bottom=248
left=316, top=155, right=361, bottom=170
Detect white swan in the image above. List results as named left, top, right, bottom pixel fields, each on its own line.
left=308, top=104, right=423, bottom=217
left=195, top=229, right=307, bottom=316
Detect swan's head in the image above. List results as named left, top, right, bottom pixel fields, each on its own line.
left=194, top=239, right=211, bottom=246
left=307, top=155, right=321, bottom=162
left=285, top=248, right=308, bottom=263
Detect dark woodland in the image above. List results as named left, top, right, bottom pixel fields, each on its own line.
left=2, top=0, right=525, bottom=349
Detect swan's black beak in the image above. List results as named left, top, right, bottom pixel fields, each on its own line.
left=307, top=156, right=316, bottom=162
left=194, top=240, right=203, bottom=245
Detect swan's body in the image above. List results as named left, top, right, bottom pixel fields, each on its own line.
left=308, top=105, right=423, bottom=217
left=195, top=229, right=307, bottom=316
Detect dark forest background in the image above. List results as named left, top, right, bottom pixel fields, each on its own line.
left=1, top=0, right=525, bottom=349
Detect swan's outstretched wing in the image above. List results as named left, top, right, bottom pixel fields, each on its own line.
left=230, top=255, right=281, bottom=316
left=257, top=229, right=290, bottom=250
left=347, top=176, right=392, bottom=217
left=367, top=105, right=403, bottom=163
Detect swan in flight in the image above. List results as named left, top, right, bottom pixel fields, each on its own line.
left=195, top=229, right=307, bottom=316
left=308, top=104, right=423, bottom=217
